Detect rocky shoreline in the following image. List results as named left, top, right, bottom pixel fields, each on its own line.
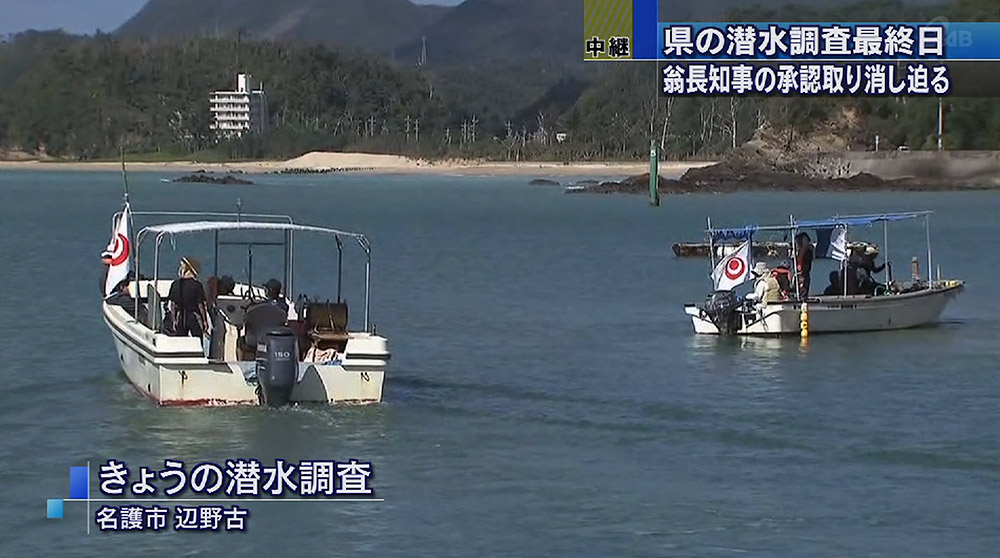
left=566, top=145, right=1000, bottom=194
left=569, top=166, right=997, bottom=195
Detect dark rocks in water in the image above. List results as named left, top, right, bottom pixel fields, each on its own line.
left=173, top=174, right=254, bottom=185
left=566, top=172, right=673, bottom=194
left=564, top=179, right=599, bottom=188
left=568, top=163, right=996, bottom=195
left=529, top=178, right=560, bottom=186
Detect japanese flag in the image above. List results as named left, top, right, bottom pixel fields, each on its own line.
left=711, top=240, right=752, bottom=291
left=104, top=203, right=132, bottom=296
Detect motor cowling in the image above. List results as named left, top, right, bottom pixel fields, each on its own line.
left=255, top=327, right=299, bottom=407
left=699, top=290, right=742, bottom=335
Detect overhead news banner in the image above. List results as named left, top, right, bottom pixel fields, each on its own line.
left=583, top=1, right=1000, bottom=96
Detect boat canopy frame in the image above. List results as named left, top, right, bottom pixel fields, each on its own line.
left=705, top=211, right=935, bottom=299
left=128, top=218, right=374, bottom=332
left=112, top=210, right=297, bottom=293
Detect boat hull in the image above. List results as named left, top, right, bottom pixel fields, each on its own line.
left=104, top=303, right=389, bottom=406
left=685, top=282, right=964, bottom=335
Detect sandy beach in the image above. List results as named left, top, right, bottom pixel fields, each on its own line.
left=0, top=151, right=715, bottom=177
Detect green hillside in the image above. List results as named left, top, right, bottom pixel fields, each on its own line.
left=1, top=0, right=999, bottom=162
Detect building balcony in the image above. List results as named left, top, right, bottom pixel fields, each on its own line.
left=211, top=122, right=250, bottom=130
left=210, top=94, right=250, bottom=103
left=210, top=105, right=251, bottom=112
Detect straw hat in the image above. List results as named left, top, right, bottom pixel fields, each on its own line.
left=180, top=256, right=201, bottom=277
left=751, top=261, right=769, bottom=277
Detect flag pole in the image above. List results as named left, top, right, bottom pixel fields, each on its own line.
left=120, top=144, right=130, bottom=204
left=707, top=217, right=715, bottom=274
left=119, top=143, right=137, bottom=317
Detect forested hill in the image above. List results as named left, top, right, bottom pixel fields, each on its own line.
left=114, top=0, right=911, bottom=66
left=1, top=0, right=999, bottom=162
left=117, top=0, right=447, bottom=59
left=116, top=0, right=583, bottom=65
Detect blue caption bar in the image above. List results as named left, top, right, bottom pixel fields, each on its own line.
left=650, top=22, right=1000, bottom=61
left=70, top=466, right=89, bottom=499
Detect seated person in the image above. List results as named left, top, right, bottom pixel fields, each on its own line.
left=235, top=281, right=294, bottom=360
left=217, top=275, right=236, bottom=296
left=168, top=257, right=208, bottom=337
left=263, top=278, right=299, bottom=321
left=848, top=245, right=887, bottom=295
left=745, top=262, right=782, bottom=305
left=858, top=272, right=877, bottom=296
left=105, top=275, right=149, bottom=324
left=771, top=263, right=794, bottom=300
left=822, top=270, right=843, bottom=296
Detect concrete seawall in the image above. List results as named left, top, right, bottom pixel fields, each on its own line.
left=841, top=151, right=1000, bottom=183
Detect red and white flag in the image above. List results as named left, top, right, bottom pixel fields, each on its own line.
left=104, top=203, right=132, bottom=296
left=711, top=240, right=752, bottom=291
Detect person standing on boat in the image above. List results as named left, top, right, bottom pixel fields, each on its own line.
left=744, top=262, right=781, bottom=305
left=794, top=232, right=815, bottom=298
left=168, top=257, right=209, bottom=337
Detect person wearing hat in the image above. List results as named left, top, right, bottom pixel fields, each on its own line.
left=744, top=261, right=781, bottom=305
left=167, top=257, right=208, bottom=337
left=849, top=244, right=887, bottom=295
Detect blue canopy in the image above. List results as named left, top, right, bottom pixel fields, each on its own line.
left=708, top=211, right=930, bottom=242
left=794, top=211, right=931, bottom=230
left=710, top=226, right=758, bottom=242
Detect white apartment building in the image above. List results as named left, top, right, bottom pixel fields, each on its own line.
left=210, top=73, right=267, bottom=138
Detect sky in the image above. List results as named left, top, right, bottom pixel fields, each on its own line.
left=0, top=0, right=466, bottom=36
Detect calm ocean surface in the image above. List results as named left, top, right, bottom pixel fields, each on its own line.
left=0, top=170, right=997, bottom=557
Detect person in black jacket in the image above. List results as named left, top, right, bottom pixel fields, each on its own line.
left=822, top=270, right=843, bottom=296
left=167, top=257, right=208, bottom=337
left=850, top=245, right=887, bottom=295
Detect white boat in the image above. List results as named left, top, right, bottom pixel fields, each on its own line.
left=684, top=211, right=965, bottom=336
left=102, top=210, right=390, bottom=406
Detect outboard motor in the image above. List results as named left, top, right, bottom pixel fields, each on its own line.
left=255, top=327, right=299, bottom=407
left=698, top=290, right=742, bottom=335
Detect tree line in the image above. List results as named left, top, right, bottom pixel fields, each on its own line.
left=0, top=0, right=998, bottom=162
